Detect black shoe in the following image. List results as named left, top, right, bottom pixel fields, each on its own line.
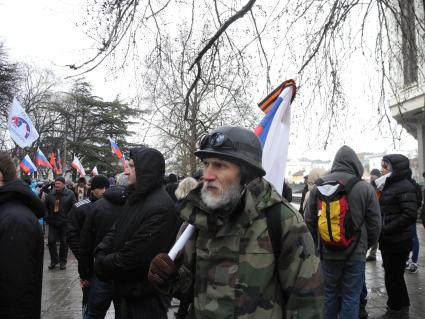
left=48, top=263, right=57, bottom=270
left=59, top=263, right=66, bottom=270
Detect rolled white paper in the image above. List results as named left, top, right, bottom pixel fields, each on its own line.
left=168, top=224, right=195, bottom=260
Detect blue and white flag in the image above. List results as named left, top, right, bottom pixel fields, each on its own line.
left=8, top=97, right=39, bottom=148
left=255, top=80, right=296, bottom=194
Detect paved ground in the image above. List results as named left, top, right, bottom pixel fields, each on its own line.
left=41, top=223, right=425, bottom=318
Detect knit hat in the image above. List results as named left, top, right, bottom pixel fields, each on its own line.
left=90, top=174, right=110, bottom=190
left=370, top=169, right=381, bottom=178
left=55, top=176, right=66, bottom=184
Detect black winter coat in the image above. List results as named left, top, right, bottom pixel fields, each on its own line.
left=0, top=180, right=45, bottom=319
left=78, top=186, right=127, bottom=279
left=94, top=148, right=178, bottom=299
left=379, top=154, right=417, bottom=252
left=45, top=187, right=76, bottom=227
left=67, top=194, right=98, bottom=260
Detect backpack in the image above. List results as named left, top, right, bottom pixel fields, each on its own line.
left=316, top=177, right=361, bottom=250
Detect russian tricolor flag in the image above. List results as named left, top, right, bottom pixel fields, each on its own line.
left=254, top=80, right=296, bottom=194
left=20, top=155, right=37, bottom=174
left=35, top=148, right=54, bottom=170
left=108, top=137, right=123, bottom=159
left=71, top=156, right=86, bottom=176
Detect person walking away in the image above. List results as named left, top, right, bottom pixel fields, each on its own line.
left=94, top=148, right=178, bottom=319
left=148, top=126, right=324, bottom=318
left=376, top=155, right=417, bottom=318
left=305, top=145, right=381, bottom=319
left=79, top=173, right=128, bottom=318
left=45, top=176, right=76, bottom=270
left=0, top=151, right=45, bottom=319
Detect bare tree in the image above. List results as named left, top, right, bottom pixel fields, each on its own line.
left=70, top=0, right=425, bottom=151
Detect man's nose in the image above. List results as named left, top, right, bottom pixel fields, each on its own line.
left=202, top=168, right=215, bottom=182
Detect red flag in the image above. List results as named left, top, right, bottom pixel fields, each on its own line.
left=56, top=150, right=63, bottom=174
left=49, top=152, right=57, bottom=172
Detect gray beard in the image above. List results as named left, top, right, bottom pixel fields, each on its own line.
left=201, top=178, right=242, bottom=210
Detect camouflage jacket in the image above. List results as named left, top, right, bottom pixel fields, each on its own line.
left=173, top=178, right=324, bottom=319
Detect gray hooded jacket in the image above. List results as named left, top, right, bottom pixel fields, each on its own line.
left=305, top=145, right=381, bottom=261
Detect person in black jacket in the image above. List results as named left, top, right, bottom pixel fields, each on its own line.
left=45, top=176, right=76, bottom=270
left=0, top=151, right=45, bottom=319
left=94, top=147, right=178, bottom=319
left=67, top=174, right=110, bottom=263
left=79, top=175, right=128, bottom=318
left=377, top=154, right=417, bottom=318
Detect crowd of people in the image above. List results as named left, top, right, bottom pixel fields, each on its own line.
left=0, top=124, right=423, bottom=319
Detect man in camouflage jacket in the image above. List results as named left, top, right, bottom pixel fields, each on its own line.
left=149, top=126, right=324, bottom=318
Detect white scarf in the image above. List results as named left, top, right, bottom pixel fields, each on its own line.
left=375, top=172, right=391, bottom=191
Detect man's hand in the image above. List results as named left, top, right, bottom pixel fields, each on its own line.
left=80, top=279, right=90, bottom=288
left=148, top=253, right=178, bottom=287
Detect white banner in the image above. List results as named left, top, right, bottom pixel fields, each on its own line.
left=7, top=97, right=39, bottom=148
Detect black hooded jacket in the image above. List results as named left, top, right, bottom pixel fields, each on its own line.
left=94, top=148, right=178, bottom=299
left=379, top=154, right=417, bottom=252
left=0, top=180, right=45, bottom=319
left=78, top=186, right=127, bottom=279
left=67, top=193, right=98, bottom=260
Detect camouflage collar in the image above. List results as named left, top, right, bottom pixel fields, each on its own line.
left=180, top=178, right=282, bottom=235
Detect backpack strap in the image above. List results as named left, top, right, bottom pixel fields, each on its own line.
left=344, top=177, right=361, bottom=194
left=265, top=203, right=282, bottom=263
left=265, top=203, right=290, bottom=308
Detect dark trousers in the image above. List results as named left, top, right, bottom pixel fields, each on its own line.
left=121, top=295, right=167, bottom=319
left=48, top=224, right=68, bottom=264
left=85, top=275, right=121, bottom=319
left=381, top=251, right=410, bottom=310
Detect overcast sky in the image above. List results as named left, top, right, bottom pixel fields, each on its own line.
left=0, top=0, right=419, bottom=161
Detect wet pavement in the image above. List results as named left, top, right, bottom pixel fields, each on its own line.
left=41, top=223, right=425, bottom=318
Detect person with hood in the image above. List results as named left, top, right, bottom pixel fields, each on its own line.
left=45, top=176, right=76, bottom=270
left=0, top=151, right=45, bottom=319
left=79, top=173, right=128, bottom=318
left=148, top=126, right=324, bottom=319
left=94, top=147, right=178, bottom=318
left=305, top=145, right=381, bottom=319
left=376, top=155, right=417, bottom=318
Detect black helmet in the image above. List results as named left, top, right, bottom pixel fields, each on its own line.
left=194, top=126, right=266, bottom=177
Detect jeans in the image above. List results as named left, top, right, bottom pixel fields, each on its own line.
left=411, top=224, right=419, bottom=263
left=321, top=260, right=365, bottom=319
left=85, top=275, right=121, bottom=319
left=47, top=224, right=68, bottom=264
left=381, top=251, right=410, bottom=310
left=121, top=295, right=167, bottom=319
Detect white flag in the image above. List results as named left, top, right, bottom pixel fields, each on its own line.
left=261, top=85, right=294, bottom=194
left=71, top=156, right=86, bottom=176
left=7, top=97, right=39, bottom=148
